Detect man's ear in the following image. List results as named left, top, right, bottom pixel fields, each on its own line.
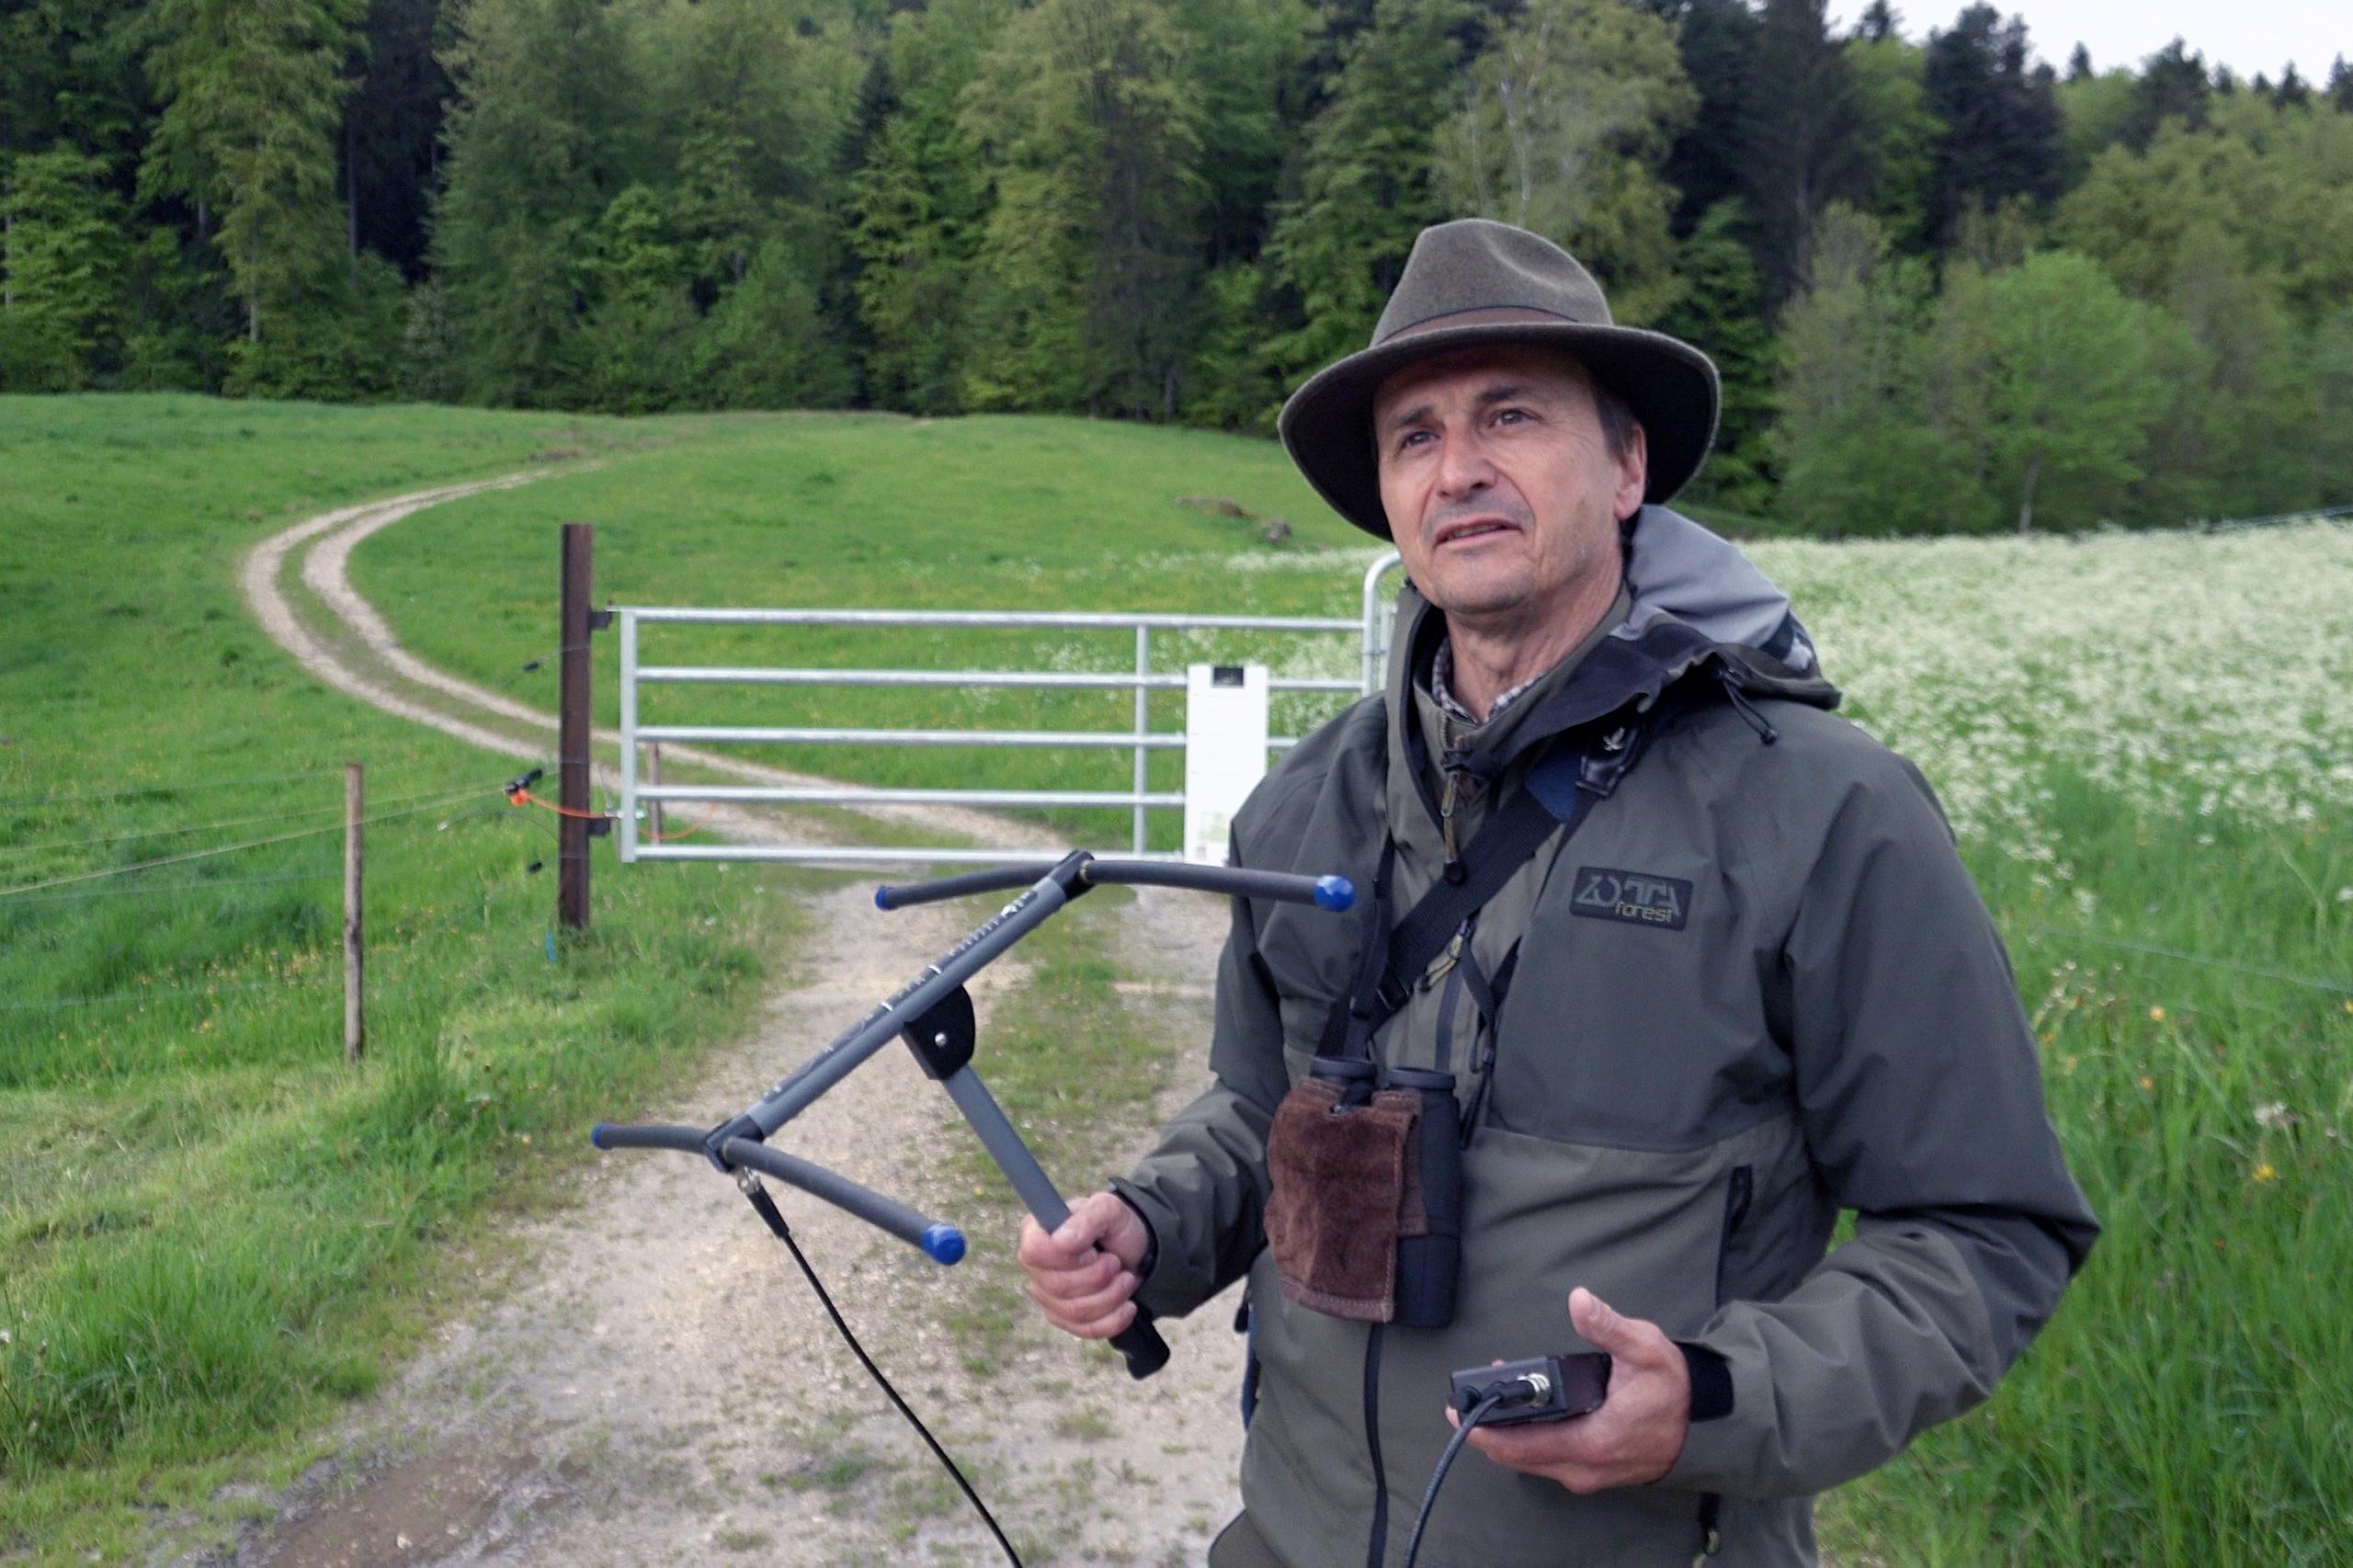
left=1614, top=424, right=1650, bottom=523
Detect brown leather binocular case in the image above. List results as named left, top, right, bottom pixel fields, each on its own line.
left=1264, top=1057, right=1462, bottom=1328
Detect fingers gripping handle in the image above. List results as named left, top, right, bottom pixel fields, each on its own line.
left=1110, top=1310, right=1172, bottom=1380
left=939, top=1070, right=1169, bottom=1380
left=592, top=1123, right=966, bottom=1266
left=1033, top=1187, right=1169, bottom=1381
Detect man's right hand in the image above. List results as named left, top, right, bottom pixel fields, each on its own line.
left=1017, top=1191, right=1150, bottom=1340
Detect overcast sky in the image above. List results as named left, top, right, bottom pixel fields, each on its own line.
left=1829, top=0, right=2347, bottom=85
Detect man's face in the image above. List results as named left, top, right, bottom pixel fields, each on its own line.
left=1371, top=344, right=1647, bottom=634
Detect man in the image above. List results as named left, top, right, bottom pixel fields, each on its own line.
left=1017, top=219, right=2097, bottom=1566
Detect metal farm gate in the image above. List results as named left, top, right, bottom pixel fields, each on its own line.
left=614, top=551, right=1404, bottom=868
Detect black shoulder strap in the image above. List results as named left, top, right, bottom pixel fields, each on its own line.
left=1375, top=781, right=1589, bottom=1017
left=1318, top=727, right=1643, bottom=1062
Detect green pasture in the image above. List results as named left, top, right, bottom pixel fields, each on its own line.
left=0, top=395, right=808, bottom=1562
left=2, top=395, right=2347, bottom=1564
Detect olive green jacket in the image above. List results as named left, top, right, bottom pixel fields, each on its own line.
left=1113, top=507, right=2098, bottom=1567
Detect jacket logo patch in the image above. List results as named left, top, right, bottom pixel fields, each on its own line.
left=1570, top=867, right=1691, bottom=930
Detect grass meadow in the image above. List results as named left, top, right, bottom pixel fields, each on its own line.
left=0, top=396, right=812, bottom=1562
left=3, top=394, right=2348, bottom=1562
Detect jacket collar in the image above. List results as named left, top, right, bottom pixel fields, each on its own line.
left=1381, top=506, right=1840, bottom=787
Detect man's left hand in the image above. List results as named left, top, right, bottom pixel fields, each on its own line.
left=1451, top=1287, right=1691, bottom=1494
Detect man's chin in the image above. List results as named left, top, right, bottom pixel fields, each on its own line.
left=1419, top=567, right=1535, bottom=622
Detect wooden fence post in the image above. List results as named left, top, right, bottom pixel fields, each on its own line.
left=559, top=522, right=594, bottom=931
left=344, top=760, right=364, bottom=1063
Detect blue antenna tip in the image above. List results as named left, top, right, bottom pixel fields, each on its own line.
left=874, top=886, right=892, bottom=910
left=922, top=1224, right=967, bottom=1266
left=1313, top=875, right=1356, bottom=912
left=589, top=1122, right=612, bottom=1149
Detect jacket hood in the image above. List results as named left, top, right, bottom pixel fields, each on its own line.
left=1615, top=503, right=1823, bottom=676
left=1384, top=506, right=1838, bottom=774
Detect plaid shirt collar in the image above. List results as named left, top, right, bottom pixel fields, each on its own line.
left=1428, top=639, right=1545, bottom=725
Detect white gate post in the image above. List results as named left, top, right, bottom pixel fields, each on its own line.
left=1183, top=664, right=1269, bottom=865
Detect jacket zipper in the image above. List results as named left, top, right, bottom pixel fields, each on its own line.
left=1698, top=1165, right=1755, bottom=1561
left=1714, top=1165, right=1754, bottom=1307
left=1430, top=945, right=1469, bottom=1074
left=1438, top=767, right=1462, bottom=874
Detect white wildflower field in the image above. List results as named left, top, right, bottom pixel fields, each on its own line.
left=1753, top=522, right=2353, bottom=856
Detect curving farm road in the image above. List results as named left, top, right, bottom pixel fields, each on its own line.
left=188, top=474, right=1248, bottom=1567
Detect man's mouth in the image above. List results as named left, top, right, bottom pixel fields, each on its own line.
left=1432, top=517, right=1520, bottom=548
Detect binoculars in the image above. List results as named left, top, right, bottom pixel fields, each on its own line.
left=1302, top=1057, right=1463, bottom=1330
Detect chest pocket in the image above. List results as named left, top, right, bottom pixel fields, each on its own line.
left=1484, top=857, right=1794, bottom=1153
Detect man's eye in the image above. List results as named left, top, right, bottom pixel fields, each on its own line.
left=1494, top=408, right=1529, bottom=426
left=1397, top=430, right=1432, bottom=452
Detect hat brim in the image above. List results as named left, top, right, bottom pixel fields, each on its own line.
left=1276, top=322, right=1722, bottom=540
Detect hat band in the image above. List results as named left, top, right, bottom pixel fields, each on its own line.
left=1377, top=304, right=1583, bottom=346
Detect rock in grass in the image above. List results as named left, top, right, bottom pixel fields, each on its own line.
left=1176, top=495, right=1255, bottom=519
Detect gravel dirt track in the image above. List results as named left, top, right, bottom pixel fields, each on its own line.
left=192, top=477, right=1253, bottom=1566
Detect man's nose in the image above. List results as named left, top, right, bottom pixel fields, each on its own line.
left=1434, top=429, right=1496, bottom=497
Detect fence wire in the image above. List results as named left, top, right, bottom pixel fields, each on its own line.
left=0, top=783, right=499, bottom=900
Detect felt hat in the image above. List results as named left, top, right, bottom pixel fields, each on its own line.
left=1277, top=219, right=1721, bottom=539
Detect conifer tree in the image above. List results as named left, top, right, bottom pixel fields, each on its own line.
left=1847, top=28, right=1941, bottom=252
left=2121, top=39, right=2211, bottom=148
left=1651, top=0, right=1758, bottom=237
left=1739, top=0, right=1866, bottom=301
left=342, top=0, right=449, bottom=274
left=433, top=0, right=632, bottom=404
left=1179, top=0, right=1313, bottom=267
left=1266, top=0, right=1475, bottom=383
left=140, top=0, right=366, bottom=346
left=847, top=2, right=1008, bottom=414
left=0, top=148, right=127, bottom=388
left=959, top=0, right=1205, bottom=416
left=1654, top=199, right=1774, bottom=506
left=1921, top=5, right=2063, bottom=251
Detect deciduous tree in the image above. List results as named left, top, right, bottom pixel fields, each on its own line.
left=1932, top=249, right=2169, bottom=531
left=1775, top=204, right=1972, bottom=532
left=1438, top=0, right=1697, bottom=324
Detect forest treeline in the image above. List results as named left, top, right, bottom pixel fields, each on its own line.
left=5, top=0, right=2351, bottom=533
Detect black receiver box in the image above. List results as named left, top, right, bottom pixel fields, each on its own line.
left=1448, top=1352, right=1611, bottom=1427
